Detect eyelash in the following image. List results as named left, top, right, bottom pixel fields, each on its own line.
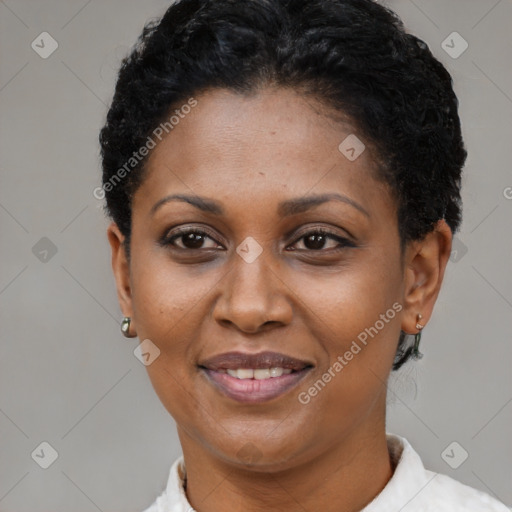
left=160, top=226, right=355, bottom=253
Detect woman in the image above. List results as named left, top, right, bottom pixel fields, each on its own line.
left=99, top=0, right=509, bottom=510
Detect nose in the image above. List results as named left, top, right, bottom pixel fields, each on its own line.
left=212, top=250, right=293, bottom=334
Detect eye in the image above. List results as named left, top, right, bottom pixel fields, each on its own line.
left=162, top=228, right=223, bottom=250
left=288, top=228, right=354, bottom=252
left=160, top=226, right=355, bottom=253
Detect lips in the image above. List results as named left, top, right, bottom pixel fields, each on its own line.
left=198, top=351, right=314, bottom=403
left=199, top=351, right=313, bottom=371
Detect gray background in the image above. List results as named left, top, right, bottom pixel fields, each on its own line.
left=0, top=0, right=511, bottom=510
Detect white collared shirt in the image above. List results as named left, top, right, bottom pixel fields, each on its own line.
left=142, top=433, right=509, bottom=511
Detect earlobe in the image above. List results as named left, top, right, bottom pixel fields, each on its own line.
left=107, top=222, right=135, bottom=331
left=401, top=220, right=453, bottom=334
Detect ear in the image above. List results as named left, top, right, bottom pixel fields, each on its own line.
left=401, top=219, right=453, bottom=334
left=107, top=222, right=136, bottom=335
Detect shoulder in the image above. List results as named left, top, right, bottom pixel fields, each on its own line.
left=418, top=469, right=510, bottom=512
left=140, top=490, right=170, bottom=512
left=384, top=433, right=509, bottom=512
left=139, top=455, right=190, bottom=512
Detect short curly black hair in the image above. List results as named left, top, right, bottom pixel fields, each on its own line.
left=99, top=0, right=466, bottom=370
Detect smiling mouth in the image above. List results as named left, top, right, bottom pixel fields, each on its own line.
left=212, top=367, right=295, bottom=379
left=199, top=365, right=313, bottom=404
left=198, top=351, right=314, bottom=403
left=200, top=367, right=313, bottom=403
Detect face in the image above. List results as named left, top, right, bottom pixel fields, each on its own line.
left=108, top=87, right=450, bottom=471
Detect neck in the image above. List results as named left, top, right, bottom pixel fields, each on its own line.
left=178, top=419, right=394, bottom=512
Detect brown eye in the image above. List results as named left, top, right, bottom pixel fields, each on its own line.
left=164, top=229, right=222, bottom=250
left=289, top=229, right=354, bottom=252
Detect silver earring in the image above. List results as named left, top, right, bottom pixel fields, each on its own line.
left=121, top=317, right=135, bottom=338
left=415, top=313, right=424, bottom=331
left=412, top=313, right=424, bottom=360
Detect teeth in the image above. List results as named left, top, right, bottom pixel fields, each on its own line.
left=225, top=368, right=293, bottom=379
left=236, top=369, right=254, bottom=379
left=253, top=368, right=270, bottom=380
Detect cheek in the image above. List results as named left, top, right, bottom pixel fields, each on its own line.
left=127, top=252, right=220, bottom=407
left=294, top=280, right=400, bottom=436
left=129, top=250, right=215, bottom=339
left=128, top=262, right=203, bottom=420
left=293, top=251, right=402, bottom=342
left=292, top=251, right=402, bottom=402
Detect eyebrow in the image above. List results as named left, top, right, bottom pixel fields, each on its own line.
left=150, top=192, right=370, bottom=218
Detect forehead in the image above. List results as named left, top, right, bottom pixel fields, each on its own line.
left=134, top=87, right=393, bottom=219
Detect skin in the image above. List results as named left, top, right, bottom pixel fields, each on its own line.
left=107, top=87, right=452, bottom=512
